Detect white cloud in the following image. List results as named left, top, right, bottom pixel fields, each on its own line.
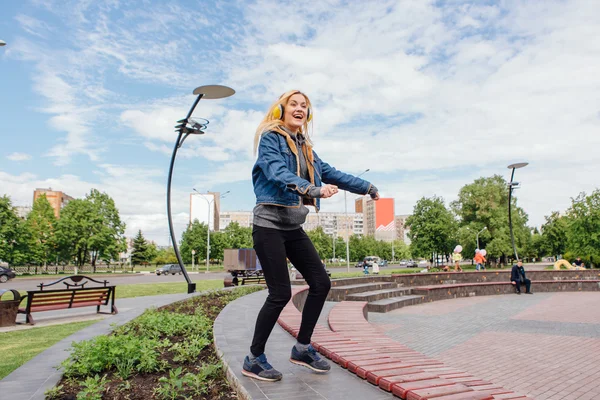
left=7, top=153, right=32, bottom=161
left=15, top=14, right=54, bottom=38
left=5, top=0, right=600, bottom=234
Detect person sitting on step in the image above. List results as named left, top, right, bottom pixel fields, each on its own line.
left=511, top=260, right=533, bottom=295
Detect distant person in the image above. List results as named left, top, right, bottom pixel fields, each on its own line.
left=372, top=261, right=380, bottom=274
left=511, top=260, right=533, bottom=294
left=363, top=263, right=370, bottom=275
left=474, top=250, right=486, bottom=271
left=452, top=250, right=463, bottom=272
left=573, top=257, right=585, bottom=269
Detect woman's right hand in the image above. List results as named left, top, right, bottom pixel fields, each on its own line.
left=320, top=184, right=339, bottom=198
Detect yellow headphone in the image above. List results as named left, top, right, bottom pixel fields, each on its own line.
left=272, top=103, right=312, bottom=122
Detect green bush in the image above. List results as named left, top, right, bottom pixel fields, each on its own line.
left=114, top=308, right=212, bottom=339
left=61, top=334, right=165, bottom=377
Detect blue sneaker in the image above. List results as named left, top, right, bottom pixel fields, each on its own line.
left=242, top=354, right=283, bottom=382
left=290, top=344, right=331, bottom=373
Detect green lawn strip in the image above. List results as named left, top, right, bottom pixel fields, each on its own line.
left=0, top=320, right=99, bottom=380
left=116, top=280, right=223, bottom=299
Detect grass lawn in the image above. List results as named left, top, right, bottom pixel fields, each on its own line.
left=0, top=320, right=99, bottom=380
left=116, top=280, right=224, bottom=298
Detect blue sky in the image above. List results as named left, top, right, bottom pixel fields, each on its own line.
left=1, top=0, right=599, bottom=245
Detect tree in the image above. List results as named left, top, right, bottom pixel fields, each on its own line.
left=86, top=189, right=126, bottom=268
left=406, top=196, right=457, bottom=262
left=55, top=189, right=126, bottom=267
left=179, top=220, right=208, bottom=264
left=539, top=211, right=568, bottom=259
left=26, top=194, right=57, bottom=267
left=222, top=222, right=253, bottom=249
left=0, top=195, right=30, bottom=265
left=56, top=199, right=94, bottom=266
left=153, top=247, right=178, bottom=266
left=307, top=227, right=333, bottom=260
left=131, top=230, right=150, bottom=265
left=452, top=175, right=530, bottom=265
left=565, top=190, right=600, bottom=266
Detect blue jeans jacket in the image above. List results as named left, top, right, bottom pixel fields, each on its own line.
left=252, top=130, right=372, bottom=210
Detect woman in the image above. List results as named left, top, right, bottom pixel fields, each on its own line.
left=242, top=90, right=379, bottom=382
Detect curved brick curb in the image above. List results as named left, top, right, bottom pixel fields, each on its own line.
left=213, top=301, right=253, bottom=400
left=278, top=287, right=533, bottom=400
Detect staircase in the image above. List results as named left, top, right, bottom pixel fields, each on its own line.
left=327, top=277, right=424, bottom=313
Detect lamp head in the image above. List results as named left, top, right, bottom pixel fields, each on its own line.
left=0, top=40, right=6, bottom=47
left=192, top=85, right=235, bottom=99
left=507, top=162, right=528, bottom=169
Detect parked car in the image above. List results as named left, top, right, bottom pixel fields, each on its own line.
left=0, top=266, right=16, bottom=283
left=378, top=260, right=388, bottom=267
left=363, top=256, right=380, bottom=267
left=418, top=260, right=428, bottom=268
left=155, top=264, right=182, bottom=276
left=354, top=261, right=364, bottom=268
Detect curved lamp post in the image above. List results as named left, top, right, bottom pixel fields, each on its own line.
left=507, top=162, right=528, bottom=262
left=0, top=40, right=6, bottom=46
left=167, top=85, right=235, bottom=294
left=345, top=169, right=370, bottom=272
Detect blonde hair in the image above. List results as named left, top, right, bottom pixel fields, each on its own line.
left=253, top=90, right=313, bottom=155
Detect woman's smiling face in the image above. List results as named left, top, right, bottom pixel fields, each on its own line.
left=282, top=93, right=308, bottom=133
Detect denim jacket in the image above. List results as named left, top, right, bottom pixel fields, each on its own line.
left=252, top=130, right=372, bottom=210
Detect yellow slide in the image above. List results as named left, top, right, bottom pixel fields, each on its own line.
left=553, top=259, right=586, bottom=270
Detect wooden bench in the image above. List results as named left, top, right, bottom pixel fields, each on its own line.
left=18, top=275, right=118, bottom=325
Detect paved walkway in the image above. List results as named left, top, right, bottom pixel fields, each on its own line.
left=369, top=292, right=600, bottom=400
left=0, top=292, right=200, bottom=400
left=215, top=290, right=393, bottom=400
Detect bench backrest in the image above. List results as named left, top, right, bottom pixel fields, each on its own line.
left=26, top=287, right=113, bottom=311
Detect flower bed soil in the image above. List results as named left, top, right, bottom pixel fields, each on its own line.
left=49, top=287, right=263, bottom=400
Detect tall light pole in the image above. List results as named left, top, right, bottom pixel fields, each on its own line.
left=476, top=227, right=487, bottom=250
left=192, top=189, right=230, bottom=273
left=507, top=162, right=528, bottom=262
left=332, top=233, right=336, bottom=261
left=166, top=85, right=235, bottom=293
left=345, top=169, right=370, bottom=272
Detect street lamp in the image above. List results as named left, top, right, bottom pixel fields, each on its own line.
left=507, top=162, right=528, bottom=262
left=476, top=227, right=487, bottom=250
left=192, top=189, right=230, bottom=273
left=332, top=233, right=336, bottom=261
left=345, top=169, right=370, bottom=272
left=0, top=40, right=6, bottom=47
left=166, top=85, right=235, bottom=294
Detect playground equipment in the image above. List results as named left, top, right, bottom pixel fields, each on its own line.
left=553, top=259, right=586, bottom=270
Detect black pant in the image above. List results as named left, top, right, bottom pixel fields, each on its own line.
left=515, top=279, right=531, bottom=293
left=250, top=226, right=331, bottom=357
